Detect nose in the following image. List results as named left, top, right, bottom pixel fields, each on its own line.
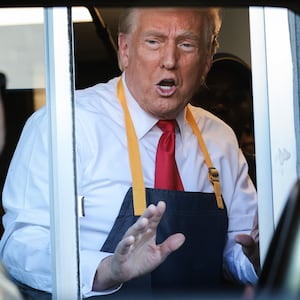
left=160, top=41, right=178, bottom=70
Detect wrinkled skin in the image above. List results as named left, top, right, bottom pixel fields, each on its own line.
left=118, top=8, right=214, bottom=120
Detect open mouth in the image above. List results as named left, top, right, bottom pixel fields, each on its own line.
left=156, top=79, right=177, bottom=96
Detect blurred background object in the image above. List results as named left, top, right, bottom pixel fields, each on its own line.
left=0, top=72, right=6, bottom=154
left=191, top=53, right=256, bottom=186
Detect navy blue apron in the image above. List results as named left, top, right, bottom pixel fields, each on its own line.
left=100, top=187, right=228, bottom=297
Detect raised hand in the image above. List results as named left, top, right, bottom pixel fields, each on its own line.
left=93, top=201, right=186, bottom=291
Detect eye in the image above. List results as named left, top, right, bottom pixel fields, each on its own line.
left=145, top=39, right=160, bottom=49
left=179, top=41, right=197, bottom=52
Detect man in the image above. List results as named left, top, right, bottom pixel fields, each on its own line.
left=0, top=8, right=258, bottom=299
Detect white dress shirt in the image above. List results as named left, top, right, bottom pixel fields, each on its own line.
left=0, top=75, right=258, bottom=298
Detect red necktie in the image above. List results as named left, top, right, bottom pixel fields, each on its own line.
left=154, top=120, right=184, bottom=191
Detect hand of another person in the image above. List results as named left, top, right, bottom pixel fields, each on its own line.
left=93, top=201, right=186, bottom=291
left=235, top=209, right=260, bottom=275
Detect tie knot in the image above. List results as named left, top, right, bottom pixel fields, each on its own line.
left=157, top=120, right=177, bottom=133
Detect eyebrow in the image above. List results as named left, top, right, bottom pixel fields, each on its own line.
left=180, top=32, right=202, bottom=42
left=143, top=31, right=165, bottom=38
left=143, top=31, right=201, bottom=42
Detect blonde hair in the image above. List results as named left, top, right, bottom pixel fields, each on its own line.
left=118, top=7, right=222, bottom=53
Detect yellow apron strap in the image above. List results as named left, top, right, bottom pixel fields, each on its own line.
left=117, top=77, right=223, bottom=214
left=186, top=107, right=224, bottom=209
left=117, top=78, right=146, bottom=215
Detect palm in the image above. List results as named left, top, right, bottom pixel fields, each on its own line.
left=111, top=201, right=185, bottom=282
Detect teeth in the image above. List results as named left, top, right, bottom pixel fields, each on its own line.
left=160, top=85, right=172, bottom=90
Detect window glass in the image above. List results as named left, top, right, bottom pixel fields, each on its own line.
left=0, top=5, right=299, bottom=299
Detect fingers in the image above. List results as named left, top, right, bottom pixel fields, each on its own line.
left=116, top=235, right=135, bottom=256
left=159, top=233, right=185, bottom=260
left=142, top=201, right=166, bottom=225
left=125, top=201, right=166, bottom=238
left=111, top=201, right=186, bottom=282
left=235, top=234, right=256, bottom=263
left=235, top=234, right=255, bottom=248
left=235, top=233, right=260, bottom=274
left=117, top=201, right=166, bottom=255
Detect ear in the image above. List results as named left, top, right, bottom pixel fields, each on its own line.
left=118, top=33, right=129, bottom=70
left=202, top=33, right=219, bottom=77
left=202, top=52, right=214, bottom=80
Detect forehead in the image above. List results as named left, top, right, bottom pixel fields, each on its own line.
left=133, top=8, right=206, bottom=33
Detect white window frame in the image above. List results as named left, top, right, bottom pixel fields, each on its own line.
left=44, top=7, right=81, bottom=300
left=250, top=7, right=298, bottom=263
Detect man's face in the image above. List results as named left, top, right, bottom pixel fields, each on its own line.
left=118, top=8, right=213, bottom=119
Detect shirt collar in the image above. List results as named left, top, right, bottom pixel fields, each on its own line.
left=121, top=73, right=188, bottom=140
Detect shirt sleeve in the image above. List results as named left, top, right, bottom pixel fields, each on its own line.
left=196, top=108, right=259, bottom=285
left=0, top=108, right=54, bottom=292
left=80, top=249, right=122, bottom=297
left=222, top=148, right=258, bottom=285
left=0, top=108, right=120, bottom=298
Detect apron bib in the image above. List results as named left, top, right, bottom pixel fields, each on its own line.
left=101, top=188, right=228, bottom=293
left=99, top=78, right=228, bottom=296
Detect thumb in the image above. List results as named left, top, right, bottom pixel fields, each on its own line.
left=235, top=234, right=255, bottom=248
left=235, top=234, right=260, bottom=274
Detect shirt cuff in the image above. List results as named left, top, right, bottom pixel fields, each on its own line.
left=243, top=257, right=258, bottom=285
left=80, top=250, right=122, bottom=298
